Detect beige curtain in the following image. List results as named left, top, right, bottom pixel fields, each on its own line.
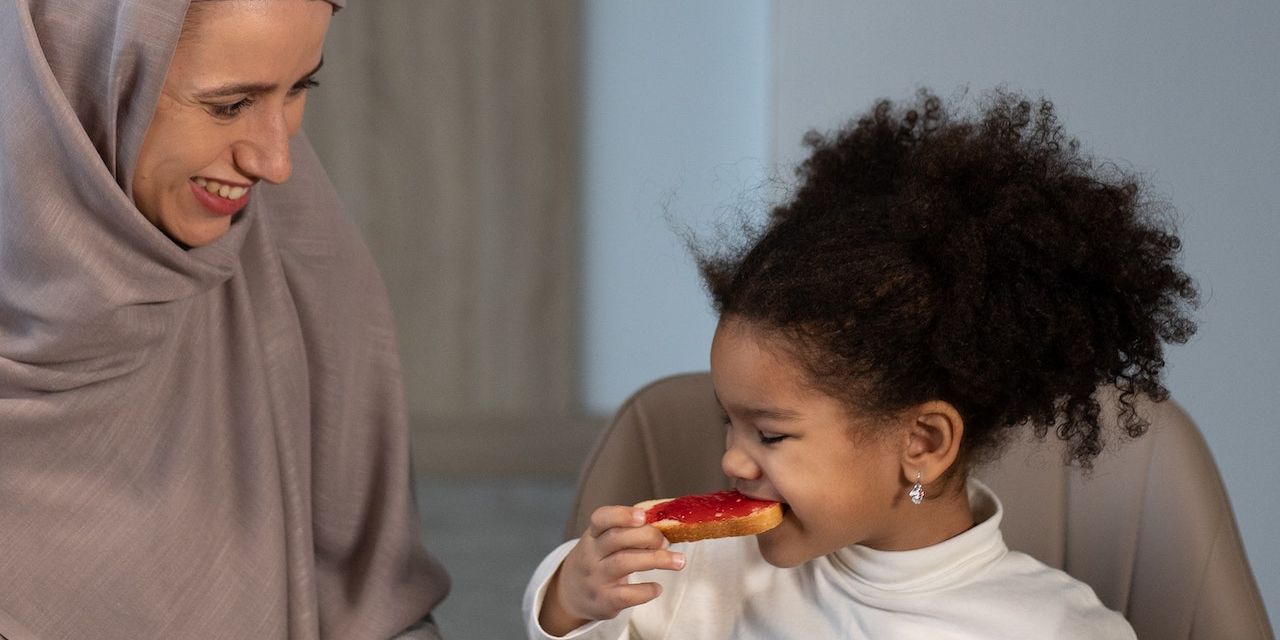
left=304, top=1, right=596, bottom=475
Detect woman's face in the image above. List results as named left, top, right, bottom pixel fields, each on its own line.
left=132, top=0, right=332, bottom=248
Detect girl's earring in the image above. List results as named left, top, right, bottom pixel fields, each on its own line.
left=909, top=471, right=924, bottom=505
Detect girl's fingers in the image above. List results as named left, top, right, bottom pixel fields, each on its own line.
left=586, top=506, right=644, bottom=538
left=602, top=548, right=685, bottom=579
left=594, top=523, right=668, bottom=555
left=601, top=582, right=664, bottom=613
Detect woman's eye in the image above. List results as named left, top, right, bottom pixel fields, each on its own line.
left=287, top=77, right=320, bottom=97
left=758, top=431, right=787, bottom=445
left=210, top=97, right=255, bottom=119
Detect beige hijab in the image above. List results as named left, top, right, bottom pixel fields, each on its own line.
left=0, top=1, right=449, bottom=638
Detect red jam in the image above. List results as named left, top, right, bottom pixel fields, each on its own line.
left=644, top=490, right=777, bottom=524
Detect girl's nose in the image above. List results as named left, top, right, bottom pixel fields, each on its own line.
left=721, top=432, right=761, bottom=481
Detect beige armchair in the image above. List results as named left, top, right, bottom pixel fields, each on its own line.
left=566, top=372, right=1274, bottom=640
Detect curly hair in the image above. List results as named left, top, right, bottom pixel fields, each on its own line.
left=698, top=89, right=1198, bottom=467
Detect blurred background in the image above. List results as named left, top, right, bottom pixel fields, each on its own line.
left=304, top=1, right=1279, bottom=637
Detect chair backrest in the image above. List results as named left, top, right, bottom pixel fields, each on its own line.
left=567, top=372, right=1274, bottom=640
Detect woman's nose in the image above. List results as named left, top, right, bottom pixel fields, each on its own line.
left=236, top=110, right=293, bottom=184
left=721, top=434, right=761, bottom=481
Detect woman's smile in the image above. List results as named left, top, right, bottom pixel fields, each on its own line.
left=131, top=0, right=330, bottom=247
left=189, top=177, right=251, bottom=217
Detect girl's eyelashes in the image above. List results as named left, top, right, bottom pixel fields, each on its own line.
left=722, top=413, right=788, bottom=445
left=757, top=431, right=788, bottom=445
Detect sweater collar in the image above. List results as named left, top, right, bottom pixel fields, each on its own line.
left=827, top=478, right=1008, bottom=593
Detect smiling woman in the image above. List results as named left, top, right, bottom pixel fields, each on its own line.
left=133, top=0, right=331, bottom=247
left=0, top=1, right=448, bottom=638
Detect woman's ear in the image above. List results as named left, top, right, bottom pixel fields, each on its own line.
left=900, top=400, right=964, bottom=486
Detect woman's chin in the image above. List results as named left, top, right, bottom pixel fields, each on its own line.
left=162, top=216, right=232, bottom=249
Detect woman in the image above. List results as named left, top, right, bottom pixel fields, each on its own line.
left=0, top=1, right=448, bottom=638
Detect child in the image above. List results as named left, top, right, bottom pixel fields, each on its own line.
left=524, top=90, right=1196, bottom=639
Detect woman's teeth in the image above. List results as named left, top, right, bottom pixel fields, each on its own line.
left=193, top=177, right=247, bottom=200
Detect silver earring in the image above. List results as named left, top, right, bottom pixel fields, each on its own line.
left=909, top=472, right=924, bottom=505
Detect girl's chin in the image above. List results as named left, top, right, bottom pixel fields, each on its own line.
left=755, top=525, right=814, bottom=568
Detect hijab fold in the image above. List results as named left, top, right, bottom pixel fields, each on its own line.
left=0, top=1, right=447, bottom=637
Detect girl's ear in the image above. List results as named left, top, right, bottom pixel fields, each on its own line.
left=900, top=400, right=964, bottom=486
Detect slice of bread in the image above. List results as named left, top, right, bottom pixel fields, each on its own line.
left=636, top=490, right=783, bottom=543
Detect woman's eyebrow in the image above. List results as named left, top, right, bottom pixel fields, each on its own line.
left=193, top=57, right=324, bottom=99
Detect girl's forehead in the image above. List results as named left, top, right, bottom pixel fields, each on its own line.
left=711, top=316, right=893, bottom=434
left=712, top=320, right=798, bottom=377
left=712, top=321, right=834, bottom=410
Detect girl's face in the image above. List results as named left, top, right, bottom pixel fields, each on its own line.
left=711, top=317, right=912, bottom=568
left=132, top=0, right=332, bottom=247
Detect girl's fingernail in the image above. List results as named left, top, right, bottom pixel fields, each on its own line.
left=671, top=552, right=685, bottom=569
left=632, top=508, right=645, bottom=525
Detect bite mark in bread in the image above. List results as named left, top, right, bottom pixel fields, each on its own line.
left=637, top=490, right=783, bottom=543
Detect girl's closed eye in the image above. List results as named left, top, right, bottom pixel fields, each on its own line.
left=758, top=431, right=788, bottom=445
left=721, top=412, right=788, bottom=444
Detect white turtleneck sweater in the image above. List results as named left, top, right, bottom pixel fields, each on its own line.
left=523, top=480, right=1135, bottom=640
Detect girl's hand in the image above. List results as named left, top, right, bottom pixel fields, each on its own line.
left=538, top=505, right=686, bottom=635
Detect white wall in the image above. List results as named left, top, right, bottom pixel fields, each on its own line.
left=582, top=0, right=773, bottom=413
left=771, top=1, right=1279, bottom=623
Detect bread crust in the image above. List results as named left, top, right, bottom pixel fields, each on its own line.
left=636, top=497, right=783, bottom=543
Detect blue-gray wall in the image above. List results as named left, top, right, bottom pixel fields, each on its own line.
left=584, top=0, right=1278, bottom=624
left=581, top=0, right=772, bottom=412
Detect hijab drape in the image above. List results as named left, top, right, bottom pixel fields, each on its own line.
left=0, top=0, right=449, bottom=637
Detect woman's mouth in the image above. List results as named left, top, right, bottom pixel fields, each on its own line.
left=190, top=177, right=250, bottom=217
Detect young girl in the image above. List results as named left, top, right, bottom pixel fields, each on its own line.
left=524, top=90, right=1196, bottom=639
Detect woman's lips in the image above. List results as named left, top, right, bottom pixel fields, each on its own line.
left=190, top=178, right=250, bottom=217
